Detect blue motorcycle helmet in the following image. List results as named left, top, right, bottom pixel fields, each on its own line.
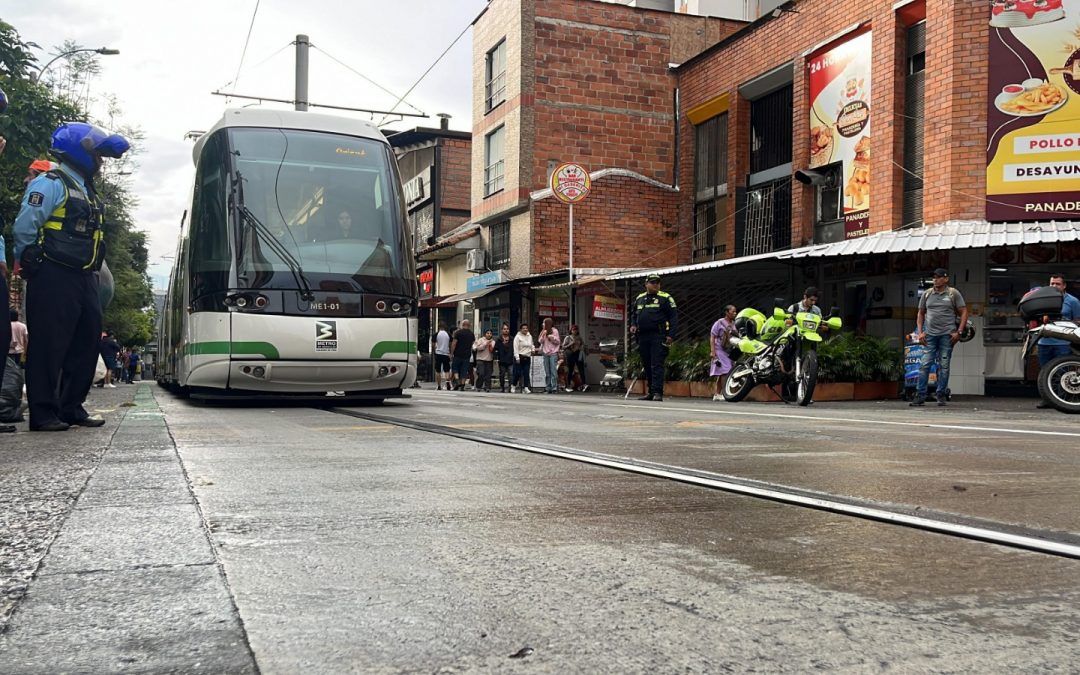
left=49, top=122, right=130, bottom=178
left=0, top=86, right=8, bottom=113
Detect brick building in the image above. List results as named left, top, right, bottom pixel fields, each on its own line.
left=618, top=0, right=1080, bottom=394
left=464, top=0, right=743, bottom=342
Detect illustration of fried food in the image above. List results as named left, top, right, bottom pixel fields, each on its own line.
left=845, top=166, right=870, bottom=207
left=854, top=135, right=871, bottom=163
left=1001, top=82, right=1065, bottom=114
left=809, top=125, right=833, bottom=168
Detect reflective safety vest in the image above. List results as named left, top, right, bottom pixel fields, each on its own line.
left=39, top=170, right=105, bottom=270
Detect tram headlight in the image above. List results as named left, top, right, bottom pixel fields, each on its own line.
left=253, top=295, right=268, bottom=309
left=375, top=300, right=387, bottom=312
left=236, top=296, right=248, bottom=308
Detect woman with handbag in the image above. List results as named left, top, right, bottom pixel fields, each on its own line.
left=561, top=324, right=588, bottom=392
left=710, top=304, right=738, bottom=401
left=512, top=324, right=535, bottom=394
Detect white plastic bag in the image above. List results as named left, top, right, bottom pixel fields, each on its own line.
left=94, top=355, right=107, bottom=385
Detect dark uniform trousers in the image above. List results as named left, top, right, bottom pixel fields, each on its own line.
left=26, top=260, right=102, bottom=426
left=638, top=332, right=667, bottom=396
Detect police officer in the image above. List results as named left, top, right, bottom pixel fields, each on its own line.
left=630, top=273, right=677, bottom=402
left=13, top=122, right=129, bottom=431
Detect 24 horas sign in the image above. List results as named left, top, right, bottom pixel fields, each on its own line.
left=987, top=0, right=1080, bottom=221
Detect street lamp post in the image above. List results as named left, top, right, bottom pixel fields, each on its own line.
left=33, top=47, right=120, bottom=83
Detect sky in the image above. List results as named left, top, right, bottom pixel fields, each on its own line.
left=4, top=0, right=488, bottom=290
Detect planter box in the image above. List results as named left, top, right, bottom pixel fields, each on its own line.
left=628, top=380, right=646, bottom=395
left=814, top=382, right=855, bottom=401
left=690, top=381, right=715, bottom=398
left=852, top=381, right=900, bottom=400
left=664, top=381, right=691, bottom=398
left=747, top=385, right=784, bottom=402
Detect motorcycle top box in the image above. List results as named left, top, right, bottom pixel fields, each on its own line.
left=1018, top=286, right=1065, bottom=321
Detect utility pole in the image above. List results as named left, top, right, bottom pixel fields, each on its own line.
left=295, top=34, right=310, bottom=111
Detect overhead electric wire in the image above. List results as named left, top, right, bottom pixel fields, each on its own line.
left=310, top=45, right=426, bottom=116
left=377, top=20, right=472, bottom=126
left=230, top=0, right=262, bottom=92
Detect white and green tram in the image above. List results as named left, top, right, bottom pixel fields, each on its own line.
left=158, top=109, right=418, bottom=401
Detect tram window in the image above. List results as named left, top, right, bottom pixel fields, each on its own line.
left=227, top=128, right=409, bottom=293
left=189, top=132, right=230, bottom=303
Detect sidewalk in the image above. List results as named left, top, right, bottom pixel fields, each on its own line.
left=0, top=385, right=254, bottom=672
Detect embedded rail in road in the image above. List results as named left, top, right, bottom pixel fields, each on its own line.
left=330, top=406, right=1080, bottom=560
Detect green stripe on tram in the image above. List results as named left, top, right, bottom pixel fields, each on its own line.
left=370, top=340, right=416, bottom=359
left=184, top=341, right=281, bottom=359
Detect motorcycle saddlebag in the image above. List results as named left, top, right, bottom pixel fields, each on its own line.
left=1018, top=286, right=1064, bottom=321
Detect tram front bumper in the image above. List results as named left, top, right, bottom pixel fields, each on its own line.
left=228, top=359, right=414, bottom=393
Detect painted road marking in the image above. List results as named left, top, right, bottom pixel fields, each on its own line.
left=601, top=403, right=1080, bottom=439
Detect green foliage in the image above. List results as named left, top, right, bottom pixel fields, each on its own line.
left=625, top=338, right=717, bottom=382
left=817, top=333, right=903, bottom=383
left=0, top=21, right=153, bottom=347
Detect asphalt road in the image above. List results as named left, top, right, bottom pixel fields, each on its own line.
left=2, top=384, right=1078, bottom=671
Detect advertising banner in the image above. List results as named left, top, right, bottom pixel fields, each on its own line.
left=591, top=295, right=625, bottom=321
left=807, top=31, right=872, bottom=239
left=987, top=1, right=1080, bottom=221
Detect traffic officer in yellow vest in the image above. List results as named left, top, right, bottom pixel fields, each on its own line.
left=630, top=273, right=678, bottom=402
left=13, top=122, right=129, bottom=431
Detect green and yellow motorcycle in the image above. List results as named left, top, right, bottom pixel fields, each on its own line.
left=722, top=304, right=842, bottom=406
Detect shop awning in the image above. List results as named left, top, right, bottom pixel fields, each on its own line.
left=614, top=220, right=1080, bottom=280
left=436, top=285, right=503, bottom=306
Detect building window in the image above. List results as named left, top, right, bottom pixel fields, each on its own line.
left=485, top=40, right=507, bottom=113
left=484, top=125, right=505, bottom=197
left=489, top=220, right=510, bottom=269
left=693, top=113, right=729, bottom=261
left=902, top=22, right=926, bottom=228
left=740, top=177, right=792, bottom=256
left=749, top=86, right=793, bottom=175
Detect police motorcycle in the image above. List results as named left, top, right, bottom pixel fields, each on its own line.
left=1018, top=286, right=1080, bottom=414
left=722, top=300, right=842, bottom=406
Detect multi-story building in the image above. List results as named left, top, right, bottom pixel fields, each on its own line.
left=466, top=0, right=743, bottom=342
left=387, top=118, right=472, bottom=377
left=625, top=0, right=1080, bottom=394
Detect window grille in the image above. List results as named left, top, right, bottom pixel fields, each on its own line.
left=485, top=40, right=507, bottom=112
left=489, top=220, right=510, bottom=269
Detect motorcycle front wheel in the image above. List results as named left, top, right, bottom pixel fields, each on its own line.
left=1037, top=355, right=1080, bottom=414
left=796, top=350, right=818, bottom=407
left=723, top=364, right=755, bottom=402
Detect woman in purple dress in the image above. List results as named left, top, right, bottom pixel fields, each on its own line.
left=710, top=304, right=738, bottom=401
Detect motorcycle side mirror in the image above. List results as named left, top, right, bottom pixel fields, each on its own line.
left=826, top=317, right=843, bottom=331
left=773, top=307, right=788, bottom=319
left=829, top=306, right=840, bottom=318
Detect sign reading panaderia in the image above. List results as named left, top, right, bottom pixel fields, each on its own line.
left=987, top=0, right=1080, bottom=221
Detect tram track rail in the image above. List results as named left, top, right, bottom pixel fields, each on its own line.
left=329, top=405, right=1080, bottom=560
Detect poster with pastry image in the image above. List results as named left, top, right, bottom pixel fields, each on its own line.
left=807, top=30, right=872, bottom=239
left=987, top=0, right=1080, bottom=221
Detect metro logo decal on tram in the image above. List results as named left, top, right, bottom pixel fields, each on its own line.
left=316, top=320, right=338, bottom=352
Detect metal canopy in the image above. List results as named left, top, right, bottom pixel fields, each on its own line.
left=614, top=220, right=1080, bottom=281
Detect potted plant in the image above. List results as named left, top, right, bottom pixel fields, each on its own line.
left=817, top=333, right=902, bottom=400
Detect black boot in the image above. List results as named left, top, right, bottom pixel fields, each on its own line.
left=637, top=393, right=654, bottom=401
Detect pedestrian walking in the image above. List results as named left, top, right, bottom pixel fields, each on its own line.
left=9, top=309, right=27, bottom=369
left=432, top=322, right=452, bottom=390
left=1035, top=273, right=1080, bottom=409
left=449, top=319, right=475, bottom=391
left=910, top=268, right=968, bottom=407
left=126, top=347, right=141, bottom=384
left=710, top=304, right=738, bottom=401
left=538, top=318, right=561, bottom=393
left=512, top=324, right=534, bottom=393
left=98, top=331, right=120, bottom=388
left=473, top=329, right=495, bottom=392
left=630, top=273, right=678, bottom=402
left=561, top=324, right=588, bottom=392
left=13, top=122, right=129, bottom=431
left=493, top=323, right=516, bottom=392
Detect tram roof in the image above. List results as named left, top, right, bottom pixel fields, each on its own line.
left=192, top=108, right=387, bottom=164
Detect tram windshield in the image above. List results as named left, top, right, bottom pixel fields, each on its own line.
left=229, top=127, right=411, bottom=295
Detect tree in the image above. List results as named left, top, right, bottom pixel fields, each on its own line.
left=0, top=21, right=154, bottom=347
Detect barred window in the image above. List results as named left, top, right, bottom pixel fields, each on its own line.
left=693, top=114, right=728, bottom=262
left=484, top=126, right=505, bottom=197
left=489, top=220, right=510, bottom=269
left=485, top=40, right=507, bottom=113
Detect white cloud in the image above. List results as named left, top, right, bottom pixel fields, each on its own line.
left=5, top=0, right=485, bottom=290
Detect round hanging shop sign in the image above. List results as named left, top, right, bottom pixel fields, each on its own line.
left=550, top=162, right=591, bottom=204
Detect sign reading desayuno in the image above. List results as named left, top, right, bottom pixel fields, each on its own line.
left=550, top=163, right=591, bottom=204
left=987, top=1, right=1080, bottom=221
left=807, top=31, right=872, bottom=239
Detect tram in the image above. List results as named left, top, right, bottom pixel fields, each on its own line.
left=157, top=108, right=418, bottom=401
